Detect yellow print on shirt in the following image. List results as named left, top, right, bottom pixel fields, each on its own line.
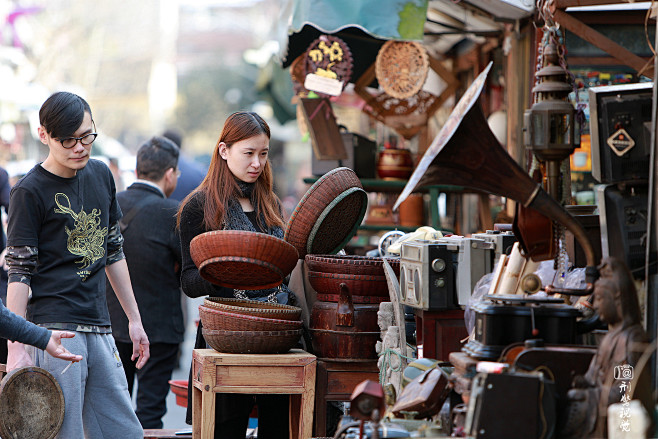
left=54, top=193, right=107, bottom=280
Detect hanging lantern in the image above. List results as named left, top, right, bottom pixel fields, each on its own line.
left=523, top=33, right=577, bottom=198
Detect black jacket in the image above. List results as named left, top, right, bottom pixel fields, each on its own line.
left=106, top=182, right=184, bottom=344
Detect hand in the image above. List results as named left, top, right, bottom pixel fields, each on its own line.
left=128, top=321, right=150, bottom=369
left=45, top=331, right=83, bottom=363
left=6, top=341, right=34, bottom=371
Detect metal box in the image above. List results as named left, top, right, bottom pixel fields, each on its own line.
left=437, top=236, right=494, bottom=306
left=589, top=82, right=652, bottom=184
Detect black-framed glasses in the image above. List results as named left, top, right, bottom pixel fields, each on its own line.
left=57, top=133, right=98, bottom=149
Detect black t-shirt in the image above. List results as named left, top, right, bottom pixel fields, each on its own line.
left=7, top=160, right=121, bottom=325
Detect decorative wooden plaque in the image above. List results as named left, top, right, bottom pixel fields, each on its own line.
left=375, top=41, right=430, bottom=99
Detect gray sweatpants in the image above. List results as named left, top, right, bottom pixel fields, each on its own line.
left=28, top=332, right=142, bottom=439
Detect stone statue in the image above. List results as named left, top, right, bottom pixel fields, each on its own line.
left=560, top=257, right=652, bottom=438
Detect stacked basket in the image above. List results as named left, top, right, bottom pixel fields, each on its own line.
left=199, top=297, right=303, bottom=354
left=305, top=255, right=400, bottom=360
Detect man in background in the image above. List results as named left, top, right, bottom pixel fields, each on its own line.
left=106, top=136, right=183, bottom=429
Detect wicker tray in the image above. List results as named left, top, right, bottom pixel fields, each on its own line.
left=202, top=328, right=302, bottom=354
left=198, top=305, right=303, bottom=332
left=204, top=297, right=303, bottom=321
left=307, top=270, right=390, bottom=297
left=190, top=230, right=298, bottom=290
left=285, top=167, right=368, bottom=259
left=305, top=254, right=400, bottom=277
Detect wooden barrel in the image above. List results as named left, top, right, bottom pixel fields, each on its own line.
left=0, top=366, right=65, bottom=439
left=309, top=283, right=381, bottom=360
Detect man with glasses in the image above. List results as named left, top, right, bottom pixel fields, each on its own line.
left=106, top=136, right=183, bottom=429
left=5, top=91, right=149, bottom=439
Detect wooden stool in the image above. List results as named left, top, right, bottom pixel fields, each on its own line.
left=314, top=359, right=379, bottom=437
left=191, top=349, right=316, bottom=439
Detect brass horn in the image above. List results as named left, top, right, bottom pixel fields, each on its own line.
left=394, top=62, right=598, bottom=288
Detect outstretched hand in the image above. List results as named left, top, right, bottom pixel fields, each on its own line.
left=45, top=331, right=83, bottom=362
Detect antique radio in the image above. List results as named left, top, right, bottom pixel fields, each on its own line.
left=399, top=241, right=456, bottom=310
left=471, top=230, right=516, bottom=268
left=436, top=236, right=494, bottom=306
left=311, top=131, right=377, bottom=178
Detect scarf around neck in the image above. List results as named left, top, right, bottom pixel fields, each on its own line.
left=222, top=178, right=284, bottom=239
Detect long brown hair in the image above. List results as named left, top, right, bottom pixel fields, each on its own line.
left=177, top=111, right=284, bottom=231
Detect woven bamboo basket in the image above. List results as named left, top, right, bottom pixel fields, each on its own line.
left=305, top=254, right=400, bottom=277
left=190, top=230, right=298, bottom=290
left=285, top=167, right=367, bottom=259
left=198, top=305, right=303, bottom=332
left=202, top=328, right=302, bottom=354
left=203, top=297, right=302, bottom=321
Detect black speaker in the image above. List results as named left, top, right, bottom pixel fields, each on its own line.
left=597, top=183, right=656, bottom=279
left=589, top=82, right=652, bottom=184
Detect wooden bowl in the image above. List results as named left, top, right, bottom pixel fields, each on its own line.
left=190, top=230, right=298, bottom=290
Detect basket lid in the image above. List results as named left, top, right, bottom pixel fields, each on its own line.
left=285, top=167, right=367, bottom=259
left=0, top=367, right=64, bottom=439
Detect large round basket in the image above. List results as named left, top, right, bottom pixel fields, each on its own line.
left=190, top=230, right=299, bottom=290
left=198, top=305, right=303, bottom=332
left=285, top=167, right=368, bottom=259
left=204, top=297, right=303, bottom=321
left=0, top=367, right=64, bottom=439
left=375, top=41, right=429, bottom=99
left=202, top=328, right=302, bottom=354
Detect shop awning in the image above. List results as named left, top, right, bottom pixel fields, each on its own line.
left=281, top=0, right=429, bottom=83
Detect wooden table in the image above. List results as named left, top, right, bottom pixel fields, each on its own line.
left=191, top=349, right=316, bottom=439
left=314, top=359, right=379, bottom=437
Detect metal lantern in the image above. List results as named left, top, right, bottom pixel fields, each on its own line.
left=524, top=37, right=577, bottom=198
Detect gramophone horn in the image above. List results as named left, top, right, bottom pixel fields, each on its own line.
left=394, top=62, right=598, bottom=287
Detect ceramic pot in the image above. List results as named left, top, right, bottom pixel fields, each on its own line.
left=377, top=148, right=413, bottom=180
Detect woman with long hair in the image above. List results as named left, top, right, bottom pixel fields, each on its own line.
left=178, top=111, right=291, bottom=438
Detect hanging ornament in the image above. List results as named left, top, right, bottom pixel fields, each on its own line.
left=303, top=35, right=353, bottom=97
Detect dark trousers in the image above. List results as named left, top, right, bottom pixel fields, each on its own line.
left=0, top=336, right=7, bottom=365
left=214, top=393, right=289, bottom=439
left=117, top=340, right=180, bottom=429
